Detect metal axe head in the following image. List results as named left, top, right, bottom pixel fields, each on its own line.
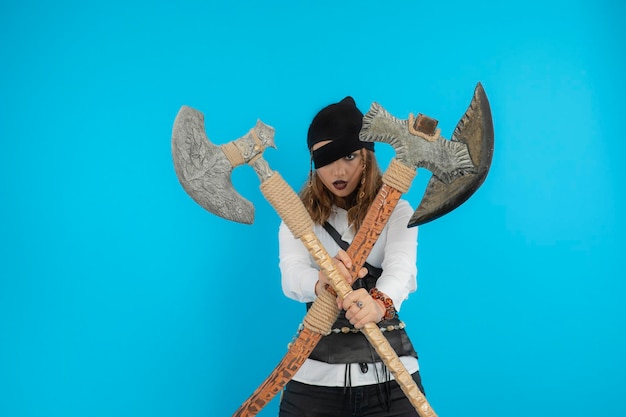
left=359, top=82, right=494, bottom=227
left=171, top=105, right=276, bottom=224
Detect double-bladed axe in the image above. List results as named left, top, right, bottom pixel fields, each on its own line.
left=172, top=83, right=494, bottom=416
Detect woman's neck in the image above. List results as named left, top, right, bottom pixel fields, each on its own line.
left=334, top=191, right=358, bottom=211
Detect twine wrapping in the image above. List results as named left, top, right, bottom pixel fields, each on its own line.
left=221, top=142, right=244, bottom=168
left=303, top=287, right=339, bottom=335
left=260, top=172, right=312, bottom=239
left=382, top=158, right=416, bottom=193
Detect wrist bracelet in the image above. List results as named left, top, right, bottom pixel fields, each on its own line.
left=369, top=287, right=396, bottom=321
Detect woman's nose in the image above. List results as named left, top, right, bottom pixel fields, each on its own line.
left=330, top=161, right=346, bottom=175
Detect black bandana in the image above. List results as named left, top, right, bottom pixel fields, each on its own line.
left=307, top=96, right=374, bottom=169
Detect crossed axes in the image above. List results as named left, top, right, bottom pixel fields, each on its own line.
left=172, top=83, right=494, bottom=417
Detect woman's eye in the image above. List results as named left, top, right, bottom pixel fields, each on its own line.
left=345, top=153, right=356, bottom=161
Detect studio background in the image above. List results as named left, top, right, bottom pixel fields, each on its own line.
left=1, top=1, right=624, bottom=416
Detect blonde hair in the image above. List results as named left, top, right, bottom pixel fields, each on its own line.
left=300, top=149, right=382, bottom=231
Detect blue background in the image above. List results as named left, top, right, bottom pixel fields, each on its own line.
left=1, top=1, right=624, bottom=416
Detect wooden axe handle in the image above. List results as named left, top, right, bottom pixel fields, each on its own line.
left=232, top=326, right=323, bottom=416
left=232, top=289, right=336, bottom=417
left=346, top=159, right=414, bottom=276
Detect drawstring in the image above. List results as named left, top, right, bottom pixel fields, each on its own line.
left=344, top=363, right=352, bottom=394
left=347, top=361, right=393, bottom=411
left=344, top=361, right=392, bottom=415
left=368, top=347, right=392, bottom=412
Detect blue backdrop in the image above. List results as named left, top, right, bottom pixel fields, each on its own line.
left=1, top=1, right=624, bottom=416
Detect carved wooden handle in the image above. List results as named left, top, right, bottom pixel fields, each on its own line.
left=232, top=327, right=322, bottom=416
left=346, top=184, right=402, bottom=276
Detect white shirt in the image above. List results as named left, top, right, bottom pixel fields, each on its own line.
left=278, top=199, right=419, bottom=387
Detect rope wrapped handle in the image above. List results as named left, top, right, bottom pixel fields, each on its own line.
left=259, top=172, right=353, bottom=300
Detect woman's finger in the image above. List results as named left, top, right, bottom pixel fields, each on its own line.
left=334, top=249, right=353, bottom=269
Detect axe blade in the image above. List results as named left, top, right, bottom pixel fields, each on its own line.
left=172, top=105, right=255, bottom=224
left=408, top=82, right=494, bottom=227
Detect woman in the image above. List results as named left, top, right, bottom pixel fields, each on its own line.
left=278, top=96, right=425, bottom=417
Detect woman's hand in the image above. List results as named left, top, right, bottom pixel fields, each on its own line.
left=342, top=288, right=385, bottom=328
left=315, top=249, right=367, bottom=295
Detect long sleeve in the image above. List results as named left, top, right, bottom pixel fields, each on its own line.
left=278, top=221, right=321, bottom=303
left=372, top=200, right=418, bottom=312
left=278, top=200, right=418, bottom=310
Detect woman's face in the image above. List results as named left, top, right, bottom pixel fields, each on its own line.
left=313, top=140, right=364, bottom=198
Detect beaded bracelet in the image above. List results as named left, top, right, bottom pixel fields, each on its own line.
left=369, top=287, right=396, bottom=321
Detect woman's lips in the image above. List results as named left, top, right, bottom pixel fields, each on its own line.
left=333, top=180, right=347, bottom=190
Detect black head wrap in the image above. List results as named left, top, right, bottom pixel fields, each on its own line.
left=307, top=96, right=374, bottom=169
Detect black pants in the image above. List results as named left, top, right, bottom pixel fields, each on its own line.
left=278, top=372, right=425, bottom=417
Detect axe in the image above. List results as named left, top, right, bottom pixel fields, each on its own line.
left=172, top=108, right=435, bottom=416
left=171, top=83, right=493, bottom=417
